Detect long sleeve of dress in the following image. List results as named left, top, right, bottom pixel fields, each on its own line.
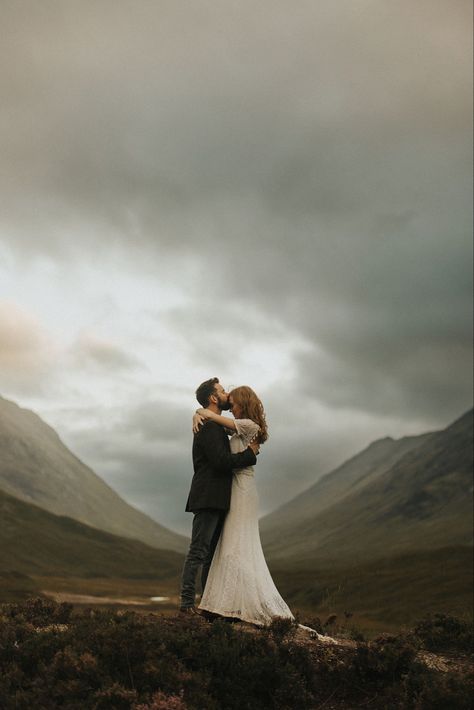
left=234, top=418, right=260, bottom=446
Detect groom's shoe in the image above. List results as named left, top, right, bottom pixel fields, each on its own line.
left=179, top=605, right=203, bottom=618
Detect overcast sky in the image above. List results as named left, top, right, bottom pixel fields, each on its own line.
left=1, top=0, right=472, bottom=535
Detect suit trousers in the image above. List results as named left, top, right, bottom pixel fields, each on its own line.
left=180, top=509, right=227, bottom=608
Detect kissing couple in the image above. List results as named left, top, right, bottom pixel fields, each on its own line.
left=179, top=377, right=295, bottom=626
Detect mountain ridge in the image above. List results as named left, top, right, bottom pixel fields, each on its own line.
left=262, top=408, right=473, bottom=562
left=260, top=429, right=435, bottom=536
left=0, top=395, right=188, bottom=553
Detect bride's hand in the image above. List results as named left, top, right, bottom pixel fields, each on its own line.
left=192, top=412, right=205, bottom=433
left=249, top=440, right=260, bottom=455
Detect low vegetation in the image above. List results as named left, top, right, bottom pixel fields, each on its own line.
left=0, top=598, right=472, bottom=709
left=271, top=545, right=474, bottom=628
left=408, top=613, right=474, bottom=654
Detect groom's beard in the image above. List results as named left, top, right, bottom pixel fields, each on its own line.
left=218, top=397, right=231, bottom=411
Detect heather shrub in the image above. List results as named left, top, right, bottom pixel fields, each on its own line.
left=2, top=596, right=74, bottom=626
left=0, top=599, right=317, bottom=709
left=0, top=598, right=472, bottom=710
left=399, top=668, right=474, bottom=710
left=409, top=614, right=474, bottom=654
left=133, top=689, right=188, bottom=710
left=349, top=627, right=366, bottom=642
left=265, top=615, right=298, bottom=642
left=94, top=682, right=138, bottom=709
left=353, top=634, right=419, bottom=687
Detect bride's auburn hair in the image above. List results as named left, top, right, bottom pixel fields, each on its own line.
left=230, top=386, right=268, bottom=444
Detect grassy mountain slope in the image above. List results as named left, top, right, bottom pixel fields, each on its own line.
left=0, top=487, right=183, bottom=579
left=260, top=431, right=433, bottom=538
left=263, top=409, right=473, bottom=562
left=0, top=395, right=187, bottom=552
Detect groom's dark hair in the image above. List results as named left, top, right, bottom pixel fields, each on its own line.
left=196, top=377, right=219, bottom=407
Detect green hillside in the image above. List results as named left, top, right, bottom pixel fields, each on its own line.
left=0, top=487, right=183, bottom=580
left=0, top=395, right=187, bottom=552
left=263, top=409, right=473, bottom=563
left=260, top=430, right=433, bottom=539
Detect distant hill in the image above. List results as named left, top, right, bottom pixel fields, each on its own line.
left=262, top=409, right=473, bottom=563
left=0, top=395, right=188, bottom=553
left=0, top=486, right=183, bottom=579
left=260, top=430, right=433, bottom=538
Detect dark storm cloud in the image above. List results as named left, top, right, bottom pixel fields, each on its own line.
left=2, top=1, right=470, bottom=250
left=1, top=0, right=472, bottom=425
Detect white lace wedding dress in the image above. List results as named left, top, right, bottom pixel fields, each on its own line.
left=198, top=418, right=295, bottom=626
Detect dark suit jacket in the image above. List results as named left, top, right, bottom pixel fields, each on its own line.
left=186, top=420, right=257, bottom=512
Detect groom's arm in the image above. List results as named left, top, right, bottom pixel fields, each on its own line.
left=198, top=422, right=257, bottom=475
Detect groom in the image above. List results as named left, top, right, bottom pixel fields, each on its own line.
left=180, top=377, right=259, bottom=614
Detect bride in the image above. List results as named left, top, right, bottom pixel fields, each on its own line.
left=191, top=385, right=295, bottom=627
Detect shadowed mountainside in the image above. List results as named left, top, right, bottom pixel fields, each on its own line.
left=0, top=395, right=188, bottom=553
left=262, top=409, right=473, bottom=563
left=0, top=486, right=183, bottom=580
left=260, top=430, right=433, bottom=538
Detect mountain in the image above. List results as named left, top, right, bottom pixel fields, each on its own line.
left=0, top=395, right=188, bottom=553
left=260, top=431, right=433, bottom=538
left=0, top=487, right=183, bottom=579
left=262, top=409, right=473, bottom=562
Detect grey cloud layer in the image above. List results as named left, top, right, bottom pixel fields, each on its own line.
left=1, top=0, right=472, bottom=426
left=2, top=1, right=470, bottom=248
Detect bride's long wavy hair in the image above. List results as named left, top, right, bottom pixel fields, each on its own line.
left=230, top=386, right=268, bottom=444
